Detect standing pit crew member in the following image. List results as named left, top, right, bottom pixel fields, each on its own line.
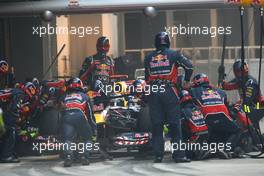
left=222, top=60, right=264, bottom=107
left=144, top=31, right=193, bottom=163
left=0, top=82, right=37, bottom=163
left=190, top=73, right=241, bottom=156
left=59, top=78, right=96, bottom=167
left=79, top=36, right=114, bottom=90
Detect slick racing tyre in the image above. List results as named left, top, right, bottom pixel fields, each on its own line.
left=37, top=107, right=61, bottom=135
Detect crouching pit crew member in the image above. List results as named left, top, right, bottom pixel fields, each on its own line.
left=0, top=82, right=37, bottom=163
left=144, top=31, right=193, bottom=163
left=179, top=90, right=209, bottom=160
left=59, top=78, right=96, bottom=167
left=190, top=73, right=241, bottom=158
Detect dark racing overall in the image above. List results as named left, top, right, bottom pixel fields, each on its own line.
left=179, top=90, right=208, bottom=160
left=60, top=78, right=96, bottom=167
left=144, top=32, right=193, bottom=163
left=79, top=36, right=114, bottom=90
left=190, top=74, right=241, bottom=157
left=222, top=61, right=264, bottom=107
left=222, top=61, right=264, bottom=152
left=0, top=82, right=36, bottom=163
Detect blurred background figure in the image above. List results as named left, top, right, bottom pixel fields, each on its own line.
left=0, top=60, right=15, bottom=89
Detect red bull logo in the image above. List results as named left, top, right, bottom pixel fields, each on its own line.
left=191, top=110, right=204, bottom=120
left=97, top=64, right=110, bottom=70
left=150, top=54, right=170, bottom=68
left=152, top=54, right=168, bottom=62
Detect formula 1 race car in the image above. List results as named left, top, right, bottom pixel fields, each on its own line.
left=88, top=75, right=152, bottom=154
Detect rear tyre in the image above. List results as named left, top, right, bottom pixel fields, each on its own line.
left=37, top=107, right=61, bottom=135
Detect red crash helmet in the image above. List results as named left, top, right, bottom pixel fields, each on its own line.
left=179, top=90, right=192, bottom=103
left=192, top=73, right=209, bottom=87
left=66, top=77, right=83, bottom=91
left=23, top=82, right=37, bottom=99
left=0, top=60, right=9, bottom=74
left=96, top=36, right=110, bottom=53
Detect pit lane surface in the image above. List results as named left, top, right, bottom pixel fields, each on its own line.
left=1, top=154, right=264, bottom=176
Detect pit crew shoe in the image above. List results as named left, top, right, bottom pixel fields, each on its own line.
left=154, top=156, right=163, bottom=163
left=0, top=156, right=20, bottom=163
left=174, top=157, right=191, bottom=163
left=64, top=155, right=73, bottom=167
left=81, top=156, right=90, bottom=166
